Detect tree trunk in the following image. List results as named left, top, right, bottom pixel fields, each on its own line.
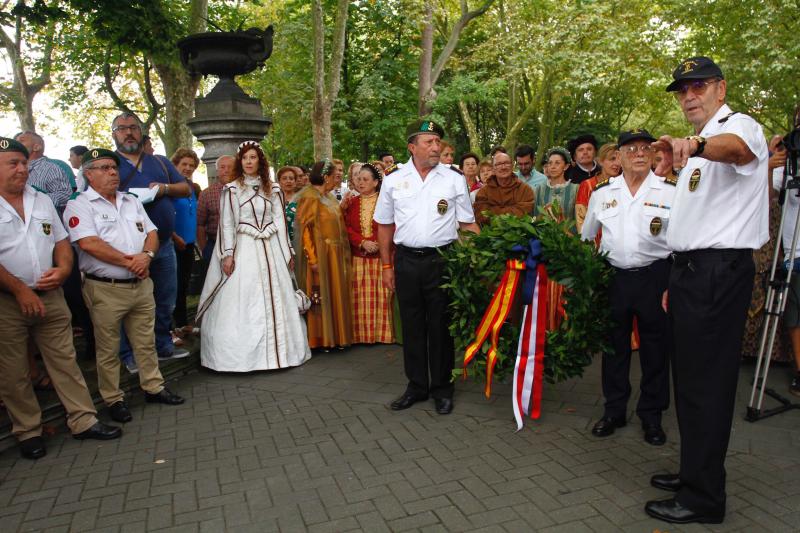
left=458, top=100, right=481, bottom=156
left=311, top=0, right=349, bottom=160
left=154, top=63, right=200, bottom=155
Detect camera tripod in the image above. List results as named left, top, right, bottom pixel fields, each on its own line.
left=746, top=151, right=800, bottom=422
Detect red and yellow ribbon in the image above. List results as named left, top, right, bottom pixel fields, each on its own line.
left=463, top=259, right=525, bottom=397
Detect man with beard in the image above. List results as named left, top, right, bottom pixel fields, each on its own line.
left=110, top=113, right=191, bottom=370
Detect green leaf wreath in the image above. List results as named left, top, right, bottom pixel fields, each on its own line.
left=442, top=212, right=613, bottom=385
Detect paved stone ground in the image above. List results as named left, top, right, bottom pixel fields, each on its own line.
left=1, top=343, right=799, bottom=533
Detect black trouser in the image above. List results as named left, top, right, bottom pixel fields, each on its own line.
left=173, top=244, right=195, bottom=328
left=669, top=248, right=754, bottom=516
left=395, top=244, right=455, bottom=399
left=603, top=258, right=671, bottom=425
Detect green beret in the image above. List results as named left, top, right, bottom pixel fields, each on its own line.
left=406, top=119, right=445, bottom=142
left=0, top=137, right=29, bottom=158
left=82, top=148, right=120, bottom=167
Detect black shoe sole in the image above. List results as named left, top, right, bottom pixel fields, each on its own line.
left=74, top=430, right=122, bottom=441
left=645, top=508, right=723, bottom=524
left=650, top=480, right=681, bottom=492
left=390, top=397, right=428, bottom=410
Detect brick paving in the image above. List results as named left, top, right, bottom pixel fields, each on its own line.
left=1, top=343, right=799, bottom=532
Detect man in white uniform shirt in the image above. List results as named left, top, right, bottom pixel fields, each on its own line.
left=0, top=138, right=121, bottom=460
left=647, top=57, right=769, bottom=525
left=63, top=148, right=185, bottom=425
left=581, top=129, right=675, bottom=447
left=374, top=119, right=479, bottom=415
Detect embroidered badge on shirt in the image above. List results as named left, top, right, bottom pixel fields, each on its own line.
left=650, top=217, right=663, bottom=236
left=68, top=216, right=79, bottom=228
left=602, top=199, right=618, bottom=210
left=437, top=199, right=448, bottom=215
left=136, top=221, right=144, bottom=232
left=689, top=168, right=701, bottom=192
left=42, top=222, right=51, bottom=235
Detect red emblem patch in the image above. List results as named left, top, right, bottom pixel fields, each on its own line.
left=68, top=216, right=79, bottom=228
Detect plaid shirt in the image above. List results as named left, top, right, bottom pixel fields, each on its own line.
left=197, top=181, right=224, bottom=239
left=27, top=157, right=74, bottom=210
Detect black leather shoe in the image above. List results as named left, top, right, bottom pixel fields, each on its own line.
left=74, top=421, right=123, bottom=441
left=390, top=392, right=428, bottom=410
left=643, top=423, right=666, bottom=446
left=145, top=388, right=185, bottom=405
left=591, top=416, right=626, bottom=437
left=109, top=401, right=133, bottom=423
left=434, top=398, right=453, bottom=415
left=651, top=473, right=682, bottom=492
left=644, top=497, right=723, bottom=524
left=19, top=436, right=46, bottom=460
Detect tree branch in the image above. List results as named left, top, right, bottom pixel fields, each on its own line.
left=103, top=48, right=135, bottom=115
left=141, top=54, right=164, bottom=128
left=429, top=0, right=494, bottom=87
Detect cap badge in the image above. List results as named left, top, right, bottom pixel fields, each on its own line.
left=650, top=217, right=663, bottom=236
left=681, top=60, right=698, bottom=74
left=0, top=140, right=8, bottom=149
left=689, top=168, right=701, bottom=192
left=91, top=150, right=99, bottom=158
left=437, top=199, right=448, bottom=215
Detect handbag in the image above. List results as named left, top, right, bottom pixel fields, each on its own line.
left=290, top=272, right=311, bottom=314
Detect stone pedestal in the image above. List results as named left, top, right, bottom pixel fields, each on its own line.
left=186, top=78, right=271, bottom=183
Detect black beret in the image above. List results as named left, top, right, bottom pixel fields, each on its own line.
left=406, top=119, right=445, bottom=142
left=617, top=128, right=657, bottom=147
left=82, top=148, right=120, bottom=167
left=0, top=136, right=29, bottom=158
left=567, top=134, right=598, bottom=155
left=666, top=56, right=724, bottom=92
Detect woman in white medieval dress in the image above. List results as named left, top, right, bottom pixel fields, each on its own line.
left=197, top=141, right=311, bottom=371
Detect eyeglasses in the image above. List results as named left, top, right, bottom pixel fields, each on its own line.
left=493, top=161, right=512, bottom=167
left=674, top=79, right=719, bottom=96
left=86, top=164, right=118, bottom=172
left=621, top=145, right=654, bottom=155
left=112, top=124, right=141, bottom=133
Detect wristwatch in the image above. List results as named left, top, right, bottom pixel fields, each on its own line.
left=143, top=250, right=155, bottom=259
left=686, top=135, right=706, bottom=157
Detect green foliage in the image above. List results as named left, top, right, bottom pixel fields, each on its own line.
left=442, top=213, right=612, bottom=385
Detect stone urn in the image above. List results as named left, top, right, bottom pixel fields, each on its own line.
left=178, top=26, right=274, bottom=181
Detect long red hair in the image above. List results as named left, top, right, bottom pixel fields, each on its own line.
left=234, top=141, right=271, bottom=189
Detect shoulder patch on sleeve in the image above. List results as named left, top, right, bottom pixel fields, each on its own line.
left=448, top=164, right=464, bottom=175
left=594, top=177, right=611, bottom=191
left=384, top=164, right=399, bottom=176
left=664, top=174, right=678, bottom=186
left=68, top=191, right=81, bottom=200
left=718, top=111, right=738, bottom=124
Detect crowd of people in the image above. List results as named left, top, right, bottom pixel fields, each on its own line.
left=0, top=55, right=798, bottom=526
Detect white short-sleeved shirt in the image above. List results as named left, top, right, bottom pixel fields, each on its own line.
left=581, top=172, right=675, bottom=269
left=0, top=185, right=68, bottom=288
left=373, top=158, right=475, bottom=248
left=666, top=104, right=769, bottom=251
left=63, top=187, right=157, bottom=279
left=772, top=166, right=800, bottom=260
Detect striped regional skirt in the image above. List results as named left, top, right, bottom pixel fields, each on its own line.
left=351, top=255, right=395, bottom=344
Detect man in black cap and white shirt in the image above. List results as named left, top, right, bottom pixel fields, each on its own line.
left=581, top=129, right=675, bottom=447
left=646, top=56, right=768, bottom=525
left=374, top=119, right=479, bottom=415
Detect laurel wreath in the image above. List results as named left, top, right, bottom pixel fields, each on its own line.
left=442, top=211, right=612, bottom=385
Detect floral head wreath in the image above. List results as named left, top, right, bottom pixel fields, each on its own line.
left=361, top=162, right=383, bottom=181
left=321, top=158, right=333, bottom=176
left=545, top=146, right=573, bottom=165
left=238, top=140, right=261, bottom=153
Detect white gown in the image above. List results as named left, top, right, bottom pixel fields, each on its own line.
left=197, top=177, right=311, bottom=371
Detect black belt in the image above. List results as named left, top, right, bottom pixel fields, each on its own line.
left=86, top=274, right=139, bottom=284
left=396, top=243, right=452, bottom=256
left=612, top=258, right=669, bottom=273
left=671, top=248, right=750, bottom=270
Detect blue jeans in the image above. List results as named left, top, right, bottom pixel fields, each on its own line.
left=120, top=238, right=177, bottom=362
